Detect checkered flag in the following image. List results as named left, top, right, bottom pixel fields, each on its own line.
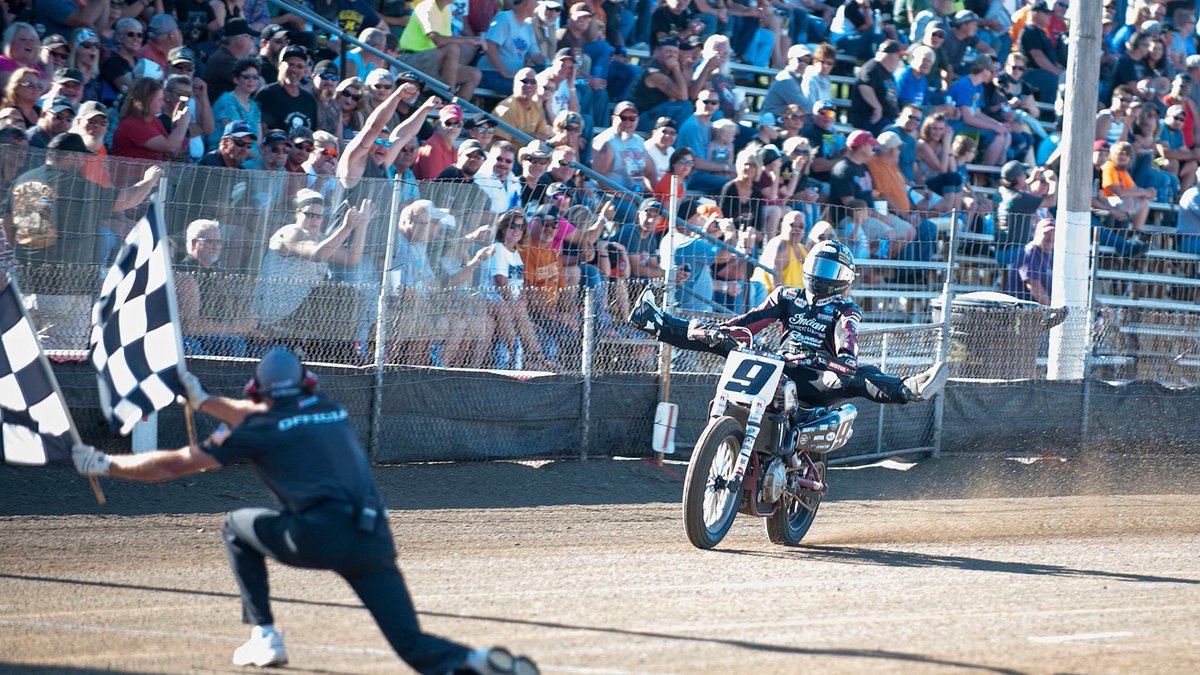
left=89, top=195, right=186, bottom=436
left=0, top=275, right=76, bottom=465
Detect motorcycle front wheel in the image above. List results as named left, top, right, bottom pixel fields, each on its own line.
left=682, top=416, right=744, bottom=550
left=765, top=455, right=826, bottom=546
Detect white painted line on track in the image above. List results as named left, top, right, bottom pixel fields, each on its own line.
left=0, top=618, right=657, bottom=674
left=1027, top=631, right=1135, bottom=644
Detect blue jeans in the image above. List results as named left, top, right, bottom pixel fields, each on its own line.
left=900, top=219, right=939, bottom=263
left=637, top=100, right=695, bottom=132
left=740, top=26, right=776, bottom=67
left=1178, top=232, right=1200, bottom=256
left=687, top=170, right=728, bottom=195
left=478, top=69, right=514, bottom=94
left=1021, top=68, right=1060, bottom=104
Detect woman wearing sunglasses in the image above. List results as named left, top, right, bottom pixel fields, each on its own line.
left=0, top=66, right=43, bottom=128
left=208, top=57, right=263, bottom=152
left=335, top=76, right=369, bottom=141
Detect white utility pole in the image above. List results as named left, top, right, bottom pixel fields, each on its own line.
left=1048, top=0, right=1102, bottom=379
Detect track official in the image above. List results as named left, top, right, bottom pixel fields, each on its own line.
left=73, top=347, right=537, bottom=675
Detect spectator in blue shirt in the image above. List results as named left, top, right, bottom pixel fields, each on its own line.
left=948, top=55, right=1011, bottom=166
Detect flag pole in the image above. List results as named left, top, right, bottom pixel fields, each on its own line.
left=153, top=178, right=198, bottom=450
left=5, top=272, right=105, bottom=505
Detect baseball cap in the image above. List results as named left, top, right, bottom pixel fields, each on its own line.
left=519, top=140, right=554, bottom=161
left=759, top=112, right=780, bottom=129
left=73, top=28, right=99, bottom=47
left=614, top=100, right=638, bottom=116
left=813, top=99, right=837, bottom=114
left=168, top=47, right=196, bottom=65
left=77, top=100, right=109, bottom=121
left=1030, top=0, right=1052, bottom=12
left=875, top=131, right=903, bottom=150
left=261, top=24, right=288, bottom=41
left=263, top=129, right=290, bottom=146
left=757, top=145, right=784, bottom=165
left=847, top=130, right=877, bottom=149
left=654, top=116, right=678, bottom=130
left=223, top=120, right=257, bottom=139
left=313, top=60, right=338, bottom=77
left=439, top=104, right=463, bottom=122
left=787, top=43, right=812, bottom=61
left=560, top=111, right=584, bottom=127
left=47, top=132, right=92, bottom=154
left=365, top=68, right=394, bottom=85
left=569, top=4, right=593, bottom=18
left=545, top=181, right=570, bottom=199
left=679, top=36, right=702, bottom=52
left=458, top=139, right=486, bottom=157
left=657, top=36, right=680, bottom=49
left=640, top=197, right=663, bottom=212
left=878, top=39, right=904, bottom=55
left=47, top=96, right=76, bottom=114
left=1187, top=54, right=1200, bottom=70
left=279, top=44, right=310, bottom=63
left=1000, top=160, right=1030, bottom=182
left=294, top=189, right=324, bottom=209
left=1093, top=139, right=1110, bottom=152
left=222, top=18, right=254, bottom=38
left=289, top=126, right=314, bottom=144
left=465, top=115, right=496, bottom=131
left=396, top=70, right=424, bottom=87
left=52, top=67, right=83, bottom=84
left=952, top=9, right=980, bottom=26
left=1140, top=20, right=1164, bottom=35
left=42, top=34, right=69, bottom=50
left=539, top=0, right=565, bottom=9
left=554, top=47, right=579, bottom=61
left=1167, top=104, right=1188, bottom=118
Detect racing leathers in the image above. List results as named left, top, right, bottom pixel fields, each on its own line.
left=652, top=285, right=916, bottom=407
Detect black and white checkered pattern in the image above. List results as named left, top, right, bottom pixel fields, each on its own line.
left=89, top=203, right=184, bottom=435
left=0, top=278, right=73, bottom=465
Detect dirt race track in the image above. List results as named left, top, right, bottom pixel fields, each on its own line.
left=2, top=453, right=1200, bottom=675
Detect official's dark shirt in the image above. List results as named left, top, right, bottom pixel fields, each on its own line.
left=203, top=394, right=382, bottom=513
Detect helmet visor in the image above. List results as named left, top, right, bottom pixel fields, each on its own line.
left=806, top=255, right=852, bottom=283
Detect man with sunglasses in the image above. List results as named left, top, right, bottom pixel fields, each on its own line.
left=27, top=97, right=75, bottom=149
left=762, top=44, right=813, bottom=121
left=411, top=103, right=463, bottom=180
left=493, top=67, right=551, bottom=143
left=160, top=73, right=214, bottom=162
left=256, top=44, right=318, bottom=133
left=676, top=88, right=732, bottom=193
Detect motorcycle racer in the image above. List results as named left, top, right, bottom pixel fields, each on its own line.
left=630, top=240, right=947, bottom=407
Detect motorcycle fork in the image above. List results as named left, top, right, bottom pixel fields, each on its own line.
left=728, top=399, right=768, bottom=496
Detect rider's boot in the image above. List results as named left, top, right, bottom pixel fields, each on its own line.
left=903, top=361, right=949, bottom=402
left=629, top=287, right=664, bottom=336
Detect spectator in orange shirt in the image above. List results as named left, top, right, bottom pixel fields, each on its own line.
left=1101, top=140, right=1154, bottom=230
left=866, top=130, right=938, bottom=262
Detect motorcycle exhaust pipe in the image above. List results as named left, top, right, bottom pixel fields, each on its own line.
left=790, top=476, right=826, bottom=496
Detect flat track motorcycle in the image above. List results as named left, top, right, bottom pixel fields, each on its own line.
left=682, top=326, right=857, bottom=550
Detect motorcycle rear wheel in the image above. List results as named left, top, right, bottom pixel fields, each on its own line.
left=765, top=456, right=826, bottom=546
left=683, top=416, right=744, bottom=550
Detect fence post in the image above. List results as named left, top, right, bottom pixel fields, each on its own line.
left=876, top=332, right=888, bottom=456
left=580, top=286, right=595, bottom=462
left=1081, top=233, right=1099, bottom=451
left=368, top=175, right=404, bottom=461
left=932, top=208, right=959, bottom=458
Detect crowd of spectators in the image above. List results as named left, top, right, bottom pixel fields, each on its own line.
left=1, top=0, right=1198, bottom=370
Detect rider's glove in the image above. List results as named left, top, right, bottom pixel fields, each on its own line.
left=687, top=318, right=723, bottom=346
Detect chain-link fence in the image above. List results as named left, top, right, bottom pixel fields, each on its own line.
left=6, top=150, right=1200, bottom=460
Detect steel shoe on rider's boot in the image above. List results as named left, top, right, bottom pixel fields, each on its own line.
left=232, top=626, right=287, bottom=667
left=903, top=361, right=949, bottom=402
left=459, top=647, right=540, bottom=675
left=629, top=287, right=664, bottom=336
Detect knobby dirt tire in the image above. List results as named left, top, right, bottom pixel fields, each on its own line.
left=683, top=416, right=744, bottom=550
left=765, top=456, right=826, bottom=546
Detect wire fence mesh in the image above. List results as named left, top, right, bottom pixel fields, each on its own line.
left=5, top=149, right=1200, bottom=460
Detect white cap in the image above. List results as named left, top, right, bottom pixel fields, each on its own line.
left=876, top=131, right=904, bottom=150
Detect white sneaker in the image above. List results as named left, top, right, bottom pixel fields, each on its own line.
left=232, top=627, right=288, bottom=667
left=628, top=287, right=663, bottom=336
left=904, top=361, right=949, bottom=402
